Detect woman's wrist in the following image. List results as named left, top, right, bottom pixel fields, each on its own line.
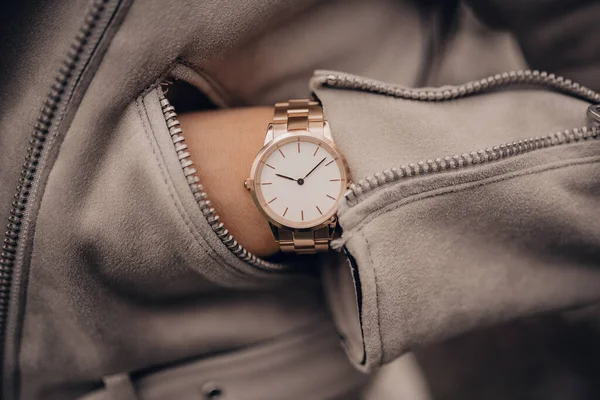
left=178, top=107, right=280, bottom=257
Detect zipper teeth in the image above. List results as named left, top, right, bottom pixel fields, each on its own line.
left=345, top=125, right=600, bottom=205
left=320, top=69, right=600, bottom=104
left=157, top=87, right=283, bottom=271
left=317, top=69, right=600, bottom=205
left=0, top=0, right=113, bottom=375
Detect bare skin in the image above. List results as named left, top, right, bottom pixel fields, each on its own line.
left=178, top=107, right=280, bottom=257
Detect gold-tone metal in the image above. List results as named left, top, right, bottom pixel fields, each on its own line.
left=249, top=133, right=348, bottom=230
left=277, top=226, right=333, bottom=254
left=272, top=99, right=324, bottom=138
left=249, top=99, right=351, bottom=254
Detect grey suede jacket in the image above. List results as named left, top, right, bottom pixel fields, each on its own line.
left=1, top=1, right=600, bottom=399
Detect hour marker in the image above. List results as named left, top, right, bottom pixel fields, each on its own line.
left=268, top=197, right=277, bottom=204
left=313, top=145, right=320, bottom=156
left=330, top=178, right=340, bottom=181
left=261, top=182, right=272, bottom=185
left=325, top=159, right=334, bottom=166
left=326, top=194, right=336, bottom=200
left=282, top=207, right=288, bottom=217
left=264, top=163, right=275, bottom=169
left=278, top=148, right=285, bottom=158
left=316, top=206, right=322, bottom=215
left=297, top=140, right=300, bottom=153
left=301, top=210, right=304, bottom=221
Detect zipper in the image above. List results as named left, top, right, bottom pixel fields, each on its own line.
left=157, top=85, right=283, bottom=271
left=344, top=125, right=599, bottom=205
left=317, top=69, right=600, bottom=104
left=0, top=0, right=122, bottom=391
left=313, top=70, right=600, bottom=205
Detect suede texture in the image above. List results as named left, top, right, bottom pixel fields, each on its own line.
left=467, top=0, right=600, bottom=91
left=314, top=72, right=600, bottom=370
left=197, top=0, right=424, bottom=106
left=312, top=71, right=591, bottom=182
left=0, top=0, right=91, bottom=274
left=80, top=324, right=360, bottom=400
left=7, top=0, right=433, bottom=397
left=2, top=0, right=600, bottom=399
left=18, top=86, right=366, bottom=399
left=6, top=0, right=381, bottom=398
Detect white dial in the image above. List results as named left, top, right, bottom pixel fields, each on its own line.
left=254, top=135, right=346, bottom=228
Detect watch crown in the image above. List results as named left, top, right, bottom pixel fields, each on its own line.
left=244, top=178, right=251, bottom=190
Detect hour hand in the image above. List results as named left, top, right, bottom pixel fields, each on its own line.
left=275, top=173, right=297, bottom=182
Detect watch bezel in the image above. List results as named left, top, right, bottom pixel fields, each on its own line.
left=248, top=131, right=350, bottom=230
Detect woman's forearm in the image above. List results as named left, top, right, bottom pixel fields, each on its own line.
left=178, top=107, right=280, bottom=257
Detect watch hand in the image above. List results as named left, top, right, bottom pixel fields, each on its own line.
left=275, top=173, right=298, bottom=182
left=303, top=157, right=327, bottom=180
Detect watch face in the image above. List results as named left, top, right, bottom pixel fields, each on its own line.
left=251, top=134, right=348, bottom=229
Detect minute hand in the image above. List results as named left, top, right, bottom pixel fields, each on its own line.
left=303, top=157, right=327, bottom=180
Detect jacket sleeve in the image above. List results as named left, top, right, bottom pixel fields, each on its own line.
left=312, top=70, right=600, bottom=371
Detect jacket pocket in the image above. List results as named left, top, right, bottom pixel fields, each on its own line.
left=32, top=84, right=307, bottom=302
left=141, top=85, right=299, bottom=285
left=19, top=83, right=331, bottom=399
left=153, top=85, right=291, bottom=274
left=118, top=85, right=311, bottom=289
left=312, top=70, right=600, bottom=370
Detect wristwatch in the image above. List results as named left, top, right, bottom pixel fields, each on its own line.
left=244, top=99, right=350, bottom=254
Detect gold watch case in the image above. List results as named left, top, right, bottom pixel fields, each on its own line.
left=246, top=127, right=351, bottom=231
